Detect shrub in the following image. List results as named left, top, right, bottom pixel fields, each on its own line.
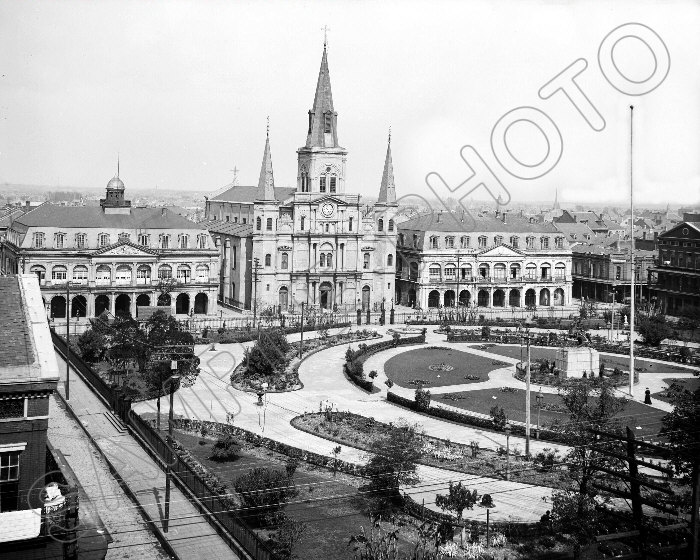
left=489, top=405, right=507, bottom=431
left=480, top=494, right=494, bottom=507
left=481, top=325, right=491, bottom=339
left=415, top=386, right=431, bottom=411
left=209, top=435, right=240, bottom=462
left=233, top=467, right=298, bottom=525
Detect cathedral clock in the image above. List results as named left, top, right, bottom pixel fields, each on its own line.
left=321, top=202, right=334, bottom=218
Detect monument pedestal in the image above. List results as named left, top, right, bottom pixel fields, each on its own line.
left=555, top=347, right=600, bottom=378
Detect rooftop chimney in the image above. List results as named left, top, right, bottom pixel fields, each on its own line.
left=436, top=211, right=441, bottom=223
left=162, top=208, right=167, bottom=216
left=502, top=212, right=507, bottom=223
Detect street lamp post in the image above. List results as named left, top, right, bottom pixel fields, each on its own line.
left=299, top=303, right=305, bottom=359
left=252, top=257, right=260, bottom=330
left=504, top=422, right=511, bottom=481
left=536, top=388, right=544, bottom=440
left=163, top=370, right=180, bottom=533
left=65, top=281, right=72, bottom=400
left=522, top=323, right=532, bottom=458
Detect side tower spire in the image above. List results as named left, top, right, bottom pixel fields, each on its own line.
left=256, top=119, right=276, bottom=201
left=377, top=129, right=396, bottom=204
left=306, top=43, right=338, bottom=149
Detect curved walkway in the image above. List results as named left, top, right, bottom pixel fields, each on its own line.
left=132, top=325, right=695, bottom=523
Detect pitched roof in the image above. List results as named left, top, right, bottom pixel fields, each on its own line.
left=398, top=211, right=560, bottom=233
left=14, top=204, right=206, bottom=230
left=0, top=277, right=34, bottom=369
left=377, top=135, right=396, bottom=204
left=201, top=219, right=254, bottom=237
left=210, top=184, right=296, bottom=204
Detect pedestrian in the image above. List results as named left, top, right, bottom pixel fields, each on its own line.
left=644, top=387, right=652, bottom=405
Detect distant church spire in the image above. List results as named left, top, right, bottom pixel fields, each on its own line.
left=553, top=186, right=560, bottom=210
left=256, top=119, right=276, bottom=201
left=305, top=42, right=338, bottom=149
left=377, top=129, right=396, bottom=204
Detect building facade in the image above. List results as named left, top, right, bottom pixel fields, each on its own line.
left=4, top=175, right=219, bottom=328
left=649, top=217, right=700, bottom=315
left=205, top=44, right=398, bottom=312
left=395, top=211, right=574, bottom=310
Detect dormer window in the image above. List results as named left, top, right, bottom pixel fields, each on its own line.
left=445, top=236, right=455, bottom=249
left=460, top=236, right=470, bottom=248
left=197, top=234, right=207, bottom=249
left=429, top=236, right=438, bottom=249
left=526, top=236, right=535, bottom=249
left=160, top=234, right=170, bottom=249
left=138, top=234, right=150, bottom=247
left=540, top=236, right=550, bottom=250
left=118, top=232, right=130, bottom=242
left=98, top=233, right=110, bottom=248
left=510, top=236, right=519, bottom=249
left=478, top=236, right=487, bottom=249
left=54, top=233, right=66, bottom=249
left=494, top=235, right=503, bottom=245
left=75, top=233, right=87, bottom=249
left=179, top=234, right=189, bottom=249
left=555, top=236, right=564, bottom=249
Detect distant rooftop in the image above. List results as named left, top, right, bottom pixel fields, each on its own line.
left=201, top=219, right=254, bottom=237
left=210, top=184, right=296, bottom=204
left=398, top=211, right=560, bottom=233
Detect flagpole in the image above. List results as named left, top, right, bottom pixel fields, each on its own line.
left=629, top=105, right=635, bottom=397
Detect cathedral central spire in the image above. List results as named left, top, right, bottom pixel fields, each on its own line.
left=305, top=44, right=339, bottom=149
left=256, top=121, right=276, bottom=201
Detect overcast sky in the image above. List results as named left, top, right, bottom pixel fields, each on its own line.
left=1, top=0, right=698, bottom=206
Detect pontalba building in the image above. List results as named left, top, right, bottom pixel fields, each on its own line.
left=4, top=173, right=219, bottom=328
left=205, top=44, right=398, bottom=312
left=395, top=211, right=574, bottom=311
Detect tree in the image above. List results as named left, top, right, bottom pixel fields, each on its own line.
left=551, top=378, right=629, bottom=557
left=246, top=328, right=291, bottom=377
left=209, top=434, right=240, bottom=462
left=414, top=386, right=431, bottom=411
left=234, top=467, right=298, bottom=525
left=435, top=481, right=478, bottom=545
left=105, top=316, right=148, bottom=373
left=272, top=518, right=307, bottom=560
left=637, top=314, right=672, bottom=346
left=489, top=405, right=507, bottom=430
left=77, top=328, right=105, bottom=363
left=365, top=423, right=422, bottom=494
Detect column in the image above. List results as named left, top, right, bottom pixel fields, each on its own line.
left=110, top=292, right=116, bottom=316
left=87, top=293, right=95, bottom=318
left=130, top=293, right=137, bottom=317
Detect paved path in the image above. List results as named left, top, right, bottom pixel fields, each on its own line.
left=55, top=351, right=241, bottom=560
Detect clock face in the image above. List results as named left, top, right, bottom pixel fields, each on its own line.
left=321, top=203, right=334, bottom=218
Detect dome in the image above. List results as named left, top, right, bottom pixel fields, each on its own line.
left=106, top=175, right=125, bottom=190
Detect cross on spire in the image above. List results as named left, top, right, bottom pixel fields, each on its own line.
left=322, top=25, right=330, bottom=48
left=230, top=165, right=239, bottom=185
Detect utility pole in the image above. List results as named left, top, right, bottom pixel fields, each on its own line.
left=65, top=281, right=71, bottom=400
left=252, top=257, right=260, bottom=330
left=629, top=104, right=635, bottom=397
left=163, top=370, right=180, bottom=533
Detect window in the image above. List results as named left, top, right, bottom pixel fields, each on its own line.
left=234, top=217, right=238, bottom=223
left=0, top=450, right=21, bottom=512
left=225, top=216, right=230, bottom=222
left=54, top=233, right=65, bottom=249
left=96, top=265, right=111, bottom=283
left=33, top=232, right=45, bottom=248
left=494, top=263, right=506, bottom=279
left=526, top=263, right=537, bottom=278
left=616, top=266, right=621, bottom=280
left=540, top=237, right=550, bottom=249
left=413, top=234, right=418, bottom=248
left=461, top=266, right=472, bottom=279
left=0, top=399, right=24, bottom=420
left=179, top=235, right=189, bottom=249
left=99, top=233, right=111, bottom=248
left=479, top=265, right=489, bottom=278
left=326, top=253, right=333, bottom=267
left=301, top=171, right=310, bottom=192
left=388, top=219, right=394, bottom=232
left=429, top=236, right=438, bottom=249
left=526, top=236, right=535, bottom=249
left=197, top=235, right=207, bottom=249
left=266, top=218, right=273, bottom=231
left=330, top=176, right=337, bottom=193
left=30, top=265, right=46, bottom=281
left=555, top=236, right=564, bottom=249
left=444, top=265, right=456, bottom=278
left=348, top=217, right=353, bottom=232
left=137, top=265, right=151, bottom=282
left=138, top=234, right=150, bottom=247
left=300, top=216, right=306, bottom=230
left=445, top=236, right=455, bottom=249
left=75, top=233, right=87, bottom=249
left=478, top=236, right=487, bottom=249
left=320, top=177, right=327, bottom=193
left=387, top=254, right=393, bottom=266
left=378, top=219, right=384, bottom=232
left=460, top=236, right=470, bottom=248
left=177, top=265, right=191, bottom=282
left=494, top=235, right=503, bottom=245
left=73, top=265, right=88, bottom=281
left=319, top=253, right=326, bottom=267
left=554, top=263, right=566, bottom=279
left=398, top=233, right=404, bottom=246
left=160, top=235, right=170, bottom=249
left=52, top=265, right=67, bottom=281
left=264, top=254, right=272, bottom=267
left=116, top=265, right=132, bottom=283
left=363, top=253, right=370, bottom=269
left=510, top=264, right=520, bottom=279
left=510, top=236, right=519, bottom=249
left=429, top=265, right=441, bottom=277
left=242, top=218, right=247, bottom=224
left=196, top=264, right=209, bottom=281
left=256, top=217, right=262, bottom=231
left=281, top=252, right=289, bottom=269
left=158, top=265, right=172, bottom=279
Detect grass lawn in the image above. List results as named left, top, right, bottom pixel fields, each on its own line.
left=651, top=377, right=700, bottom=404
left=433, top=388, right=667, bottom=437
left=472, top=344, right=694, bottom=374
left=384, top=347, right=509, bottom=388
left=172, top=430, right=419, bottom=560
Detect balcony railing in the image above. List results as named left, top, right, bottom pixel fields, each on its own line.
left=39, top=277, right=216, bottom=289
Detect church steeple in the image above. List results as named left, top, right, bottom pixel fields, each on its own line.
left=553, top=186, right=560, bottom=210
left=305, top=44, right=338, bottom=148
left=377, top=130, right=396, bottom=204
left=256, top=121, right=276, bottom=201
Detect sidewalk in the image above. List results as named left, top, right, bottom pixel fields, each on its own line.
left=54, top=351, right=241, bottom=560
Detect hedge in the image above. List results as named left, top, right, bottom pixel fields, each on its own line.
left=385, top=391, right=568, bottom=445
left=198, top=321, right=353, bottom=344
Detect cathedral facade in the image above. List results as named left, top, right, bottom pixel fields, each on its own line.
left=206, top=45, right=398, bottom=313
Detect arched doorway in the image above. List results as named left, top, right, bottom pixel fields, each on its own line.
left=493, top=289, right=505, bottom=307
left=539, top=288, right=551, bottom=307
left=157, top=293, right=171, bottom=307
left=176, top=293, right=190, bottom=315
left=194, top=293, right=208, bottom=314
left=553, top=288, right=565, bottom=306
left=136, top=294, right=150, bottom=317
left=525, top=289, right=536, bottom=307
left=51, top=296, right=66, bottom=318
left=320, top=282, right=333, bottom=309
left=459, top=290, right=470, bottom=306
left=361, top=285, right=370, bottom=311
left=95, top=295, right=109, bottom=317
left=508, top=289, right=520, bottom=307
left=408, top=288, right=416, bottom=306
left=278, top=287, right=289, bottom=311
left=477, top=289, right=489, bottom=307
left=444, top=290, right=455, bottom=307
left=115, top=294, right=131, bottom=317
left=428, top=290, right=440, bottom=308
left=71, top=295, right=87, bottom=318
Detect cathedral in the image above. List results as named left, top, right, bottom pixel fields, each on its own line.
left=205, top=44, right=398, bottom=313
